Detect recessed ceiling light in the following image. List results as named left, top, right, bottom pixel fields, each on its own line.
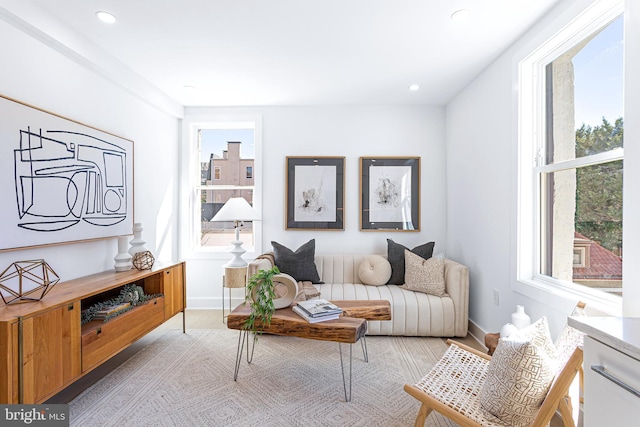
left=96, top=11, right=117, bottom=24
left=451, top=9, right=471, bottom=23
left=409, top=84, right=420, bottom=92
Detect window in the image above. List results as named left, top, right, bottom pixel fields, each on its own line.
left=518, top=1, right=623, bottom=306
left=573, top=247, right=588, bottom=268
left=246, top=166, right=253, bottom=179
left=181, top=116, right=262, bottom=257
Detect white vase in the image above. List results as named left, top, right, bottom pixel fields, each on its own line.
left=114, top=236, right=133, bottom=272
left=128, top=222, right=148, bottom=256
left=500, top=322, right=519, bottom=338
left=511, top=305, right=531, bottom=329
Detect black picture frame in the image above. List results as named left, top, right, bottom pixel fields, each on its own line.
left=286, top=156, right=345, bottom=230
left=360, top=156, right=420, bottom=231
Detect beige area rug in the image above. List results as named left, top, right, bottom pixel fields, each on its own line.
left=69, top=329, right=456, bottom=427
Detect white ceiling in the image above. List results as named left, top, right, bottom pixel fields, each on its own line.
left=25, top=0, right=561, bottom=107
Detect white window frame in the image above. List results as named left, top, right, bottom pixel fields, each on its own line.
left=516, top=0, right=623, bottom=314
left=180, top=114, right=263, bottom=260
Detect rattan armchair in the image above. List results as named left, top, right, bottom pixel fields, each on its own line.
left=404, top=303, right=586, bottom=427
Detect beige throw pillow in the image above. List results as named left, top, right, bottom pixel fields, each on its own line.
left=478, top=317, right=559, bottom=427
left=358, top=255, right=392, bottom=286
left=400, top=251, right=446, bottom=296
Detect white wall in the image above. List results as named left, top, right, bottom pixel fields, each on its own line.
left=183, top=105, right=447, bottom=309
left=6, top=0, right=634, bottom=332
left=446, top=0, right=639, bottom=337
left=0, top=6, right=181, bottom=282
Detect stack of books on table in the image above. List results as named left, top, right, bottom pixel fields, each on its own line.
left=293, top=299, right=343, bottom=323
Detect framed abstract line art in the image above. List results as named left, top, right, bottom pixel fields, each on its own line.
left=0, top=94, right=135, bottom=251
left=360, top=156, right=420, bottom=231
left=286, top=156, right=345, bottom=230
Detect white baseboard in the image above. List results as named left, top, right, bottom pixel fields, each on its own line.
left=468, top=319, right=489, bottom=351
left=187, top=296, right=245, bottom=310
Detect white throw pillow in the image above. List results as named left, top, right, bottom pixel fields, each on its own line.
left=358, top=255, right=392, bottom=286
left=478, top=317, right=559, bottom=427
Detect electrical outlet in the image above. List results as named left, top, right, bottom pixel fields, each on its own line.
left=493, top=289, right=500, bottom=306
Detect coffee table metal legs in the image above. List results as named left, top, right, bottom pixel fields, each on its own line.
left=233, top=330, right=257, bottom=381
left=338, top=343, right=353, bottom=402
left=361, top=336, right=369, bottom=362
left=336, top=339, right=371, bottom=402
left=234, top=331, right=367, bottom=402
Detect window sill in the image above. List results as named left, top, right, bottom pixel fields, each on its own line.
left=514, top=276, right=622, bottom=316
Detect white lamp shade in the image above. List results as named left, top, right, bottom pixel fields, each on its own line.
left=210, top=197, right=260, bottom=222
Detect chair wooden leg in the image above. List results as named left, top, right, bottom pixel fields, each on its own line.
left=414, top=403, right=433, bottom=427
left=558, top=397, right=576, bottom=427
left=579, top=365, right=584, bottom=405
left=565, top=394, right=573, bottom=417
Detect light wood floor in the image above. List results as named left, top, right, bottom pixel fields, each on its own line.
left=160, top=309, right=486, bottom=350
left=50, top=309, right=485, bottom=403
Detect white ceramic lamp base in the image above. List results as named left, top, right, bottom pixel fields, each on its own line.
left=226, top=240, right=248, bottom=267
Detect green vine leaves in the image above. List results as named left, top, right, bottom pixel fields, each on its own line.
left=244, top=266, right=280, bottom=334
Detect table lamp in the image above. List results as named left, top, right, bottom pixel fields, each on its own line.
left=210, top=197, right=261, bottom=267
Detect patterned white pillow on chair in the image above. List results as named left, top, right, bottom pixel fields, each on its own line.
left=478, top=317, right=559, bottom=427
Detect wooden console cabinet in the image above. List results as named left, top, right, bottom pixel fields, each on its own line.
left=0, top=261, right=186, bottom=404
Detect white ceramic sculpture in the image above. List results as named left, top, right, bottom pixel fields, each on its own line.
left=114, top=236, right=133, bottom=272
left=128, top=222, right=148, bottom=256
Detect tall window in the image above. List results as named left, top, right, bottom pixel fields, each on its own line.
left=519, top=1, right=623, bottom=304
left=190, top=121, right=260, bottom=252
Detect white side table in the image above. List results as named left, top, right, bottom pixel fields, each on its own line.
left=222, top=266, right=247, bottom=323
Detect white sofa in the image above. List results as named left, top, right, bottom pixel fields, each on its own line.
left=248, top=254, right=469, bottom=337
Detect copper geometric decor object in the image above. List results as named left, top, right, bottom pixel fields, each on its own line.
left=0, top=259, right=60, bottom=305
left=132, top=251, right=155, bottom=270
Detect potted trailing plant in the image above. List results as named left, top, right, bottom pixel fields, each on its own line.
left=244, top=266, right=280, bottom=334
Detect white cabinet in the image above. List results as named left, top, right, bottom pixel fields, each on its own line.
left=584, top=335, right=640, bottom=426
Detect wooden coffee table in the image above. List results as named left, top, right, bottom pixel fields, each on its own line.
left=227, top=300, right=391, bottom=401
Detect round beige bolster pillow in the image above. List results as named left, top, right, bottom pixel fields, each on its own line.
left=358, top=255, right=392, bottom=286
